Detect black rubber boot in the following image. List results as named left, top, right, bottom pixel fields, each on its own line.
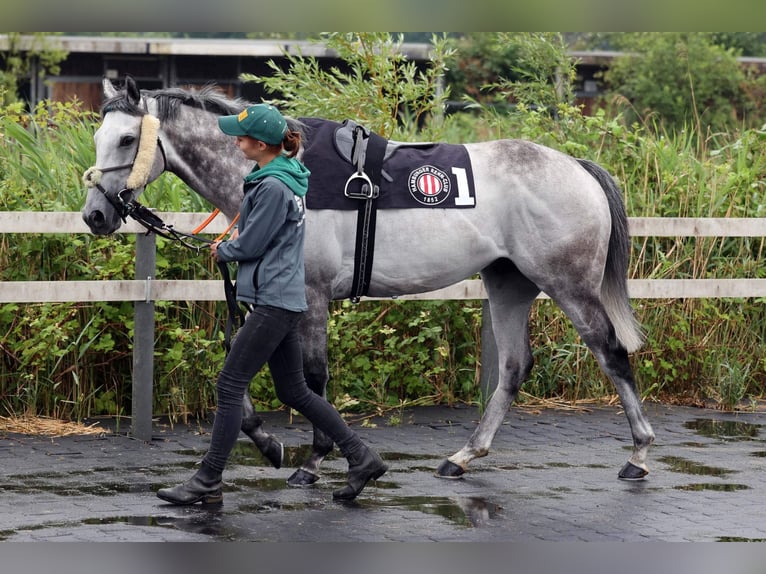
left=332, top=446, right=388, bottom=501
left=156, top=462, right=223, bottom=505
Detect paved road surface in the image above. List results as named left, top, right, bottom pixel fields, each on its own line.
left=1, top=402, right=765, bottom=544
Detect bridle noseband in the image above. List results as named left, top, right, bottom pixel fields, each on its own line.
left=82, top=115, right=168, bottom=224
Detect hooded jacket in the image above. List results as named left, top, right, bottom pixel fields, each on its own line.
left=215, top=155, right=310, bottom=312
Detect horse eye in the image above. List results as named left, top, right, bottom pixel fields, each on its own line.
left=119, top=135, right=136, bottom=147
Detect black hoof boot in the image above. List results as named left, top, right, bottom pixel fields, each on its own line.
left=157, top=462, right=223, bottom=505
left=287, top=468, right=321, bottom=487
left=257, top=436, right=284, bottom=469
left=618, top=461, right=649, bottom=481
left=241, top=414, right=284, bottom=469
left=333, top=447, right=388, bottom=501
left=435, top=459, right=465, bottom=479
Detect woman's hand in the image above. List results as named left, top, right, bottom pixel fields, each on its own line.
left=210, top=240, right=222, bottom=261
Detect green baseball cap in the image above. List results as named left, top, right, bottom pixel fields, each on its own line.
left=218, top=104, right=287, bottom=144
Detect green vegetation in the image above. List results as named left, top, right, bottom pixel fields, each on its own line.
left=1, top=33, right=765, bottom=422
left=0, top=33, right=67, bottom=107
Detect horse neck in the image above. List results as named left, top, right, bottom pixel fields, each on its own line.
left=160, top=104, right=248, bottom=220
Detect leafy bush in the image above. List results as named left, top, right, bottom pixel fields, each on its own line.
left=601, top=33, right=752, bottom=134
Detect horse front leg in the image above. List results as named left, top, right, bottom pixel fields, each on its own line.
left=287, top=292, right=334, bottom=487
left=436, top=333, right=533, bottom=477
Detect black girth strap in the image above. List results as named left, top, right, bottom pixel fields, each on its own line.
left=348, top=127, right=387, bottom=302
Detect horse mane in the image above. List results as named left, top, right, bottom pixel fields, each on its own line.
left=101, top=83, right=306, bottom=135
left=101, top=84, right=249, bottom=121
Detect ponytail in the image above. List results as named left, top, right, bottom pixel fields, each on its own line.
left=282, top=130, right=302, bottom=158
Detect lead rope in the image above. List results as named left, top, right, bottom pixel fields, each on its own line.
left=191, top=208, right=240, bottom=242
left=127, top=205, right=243, bottom=353
left=191, top=209, right=244, bottom=353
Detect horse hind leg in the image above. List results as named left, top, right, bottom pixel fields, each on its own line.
left=554, top=291, right=655, bottom=479
left=240, top=396, right=284, bottom=469
left=286, top=288, right=335, bottom=487
left=437, top=260, right=540, bottom=478
left=285, top=354, right=335, bottom=487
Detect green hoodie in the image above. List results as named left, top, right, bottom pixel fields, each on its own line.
left=243, top=154, right=310, bottom=197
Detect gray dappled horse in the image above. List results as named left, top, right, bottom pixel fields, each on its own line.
left=82, top=76, right=655, bottom=486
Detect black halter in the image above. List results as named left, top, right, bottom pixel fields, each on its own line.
left=90, top=136, right=167, bottom=222
left=88, top=126, right=217, bottom=252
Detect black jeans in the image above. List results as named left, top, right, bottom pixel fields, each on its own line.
left=203, top=305, right=363, bottom=474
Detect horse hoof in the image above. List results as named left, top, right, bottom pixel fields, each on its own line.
left=287, top=468, right=320, bottom=487
left=435, top=459, right=465, bottom=479
left=261, top=438, right=284, bottom=470
left=618, top=461, right=649, bottom=481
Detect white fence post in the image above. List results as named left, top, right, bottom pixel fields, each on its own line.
left=132, top=232, right=156, bottom=441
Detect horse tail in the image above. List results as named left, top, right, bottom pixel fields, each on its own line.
left=577, top=158, right=644, bottom=352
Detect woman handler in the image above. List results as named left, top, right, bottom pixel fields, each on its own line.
left=157, top=104, right=387, bottom=504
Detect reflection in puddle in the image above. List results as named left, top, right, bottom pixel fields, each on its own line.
left=82, top=509, right=244, bottom=540
left=658, top=456, right=735, bottom=477
left=684, top=419, right=761, bottom=442
left=73, top=494, right=500, bottom=540
left=372, top=495, right=501, bottom=528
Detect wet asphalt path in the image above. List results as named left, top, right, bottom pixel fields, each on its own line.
left=1, top=403, right=765, bottom=542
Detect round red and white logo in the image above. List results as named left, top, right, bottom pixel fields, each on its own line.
left=408, top=165, right=451, bottom=205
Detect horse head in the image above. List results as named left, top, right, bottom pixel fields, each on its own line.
left=82, top=76, right=167, bottom=235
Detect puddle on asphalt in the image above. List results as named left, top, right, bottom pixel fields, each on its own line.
left=175, top=442, right=329, bottom=469
left=658, top=455, right=735, bottom=477
left=495, top=464, right=547, bottom=471
left=226, top=477, right=292, bottom=492
left=70, top=493, right=502, bottom=540
left=0, top=480, right=163, bottom=497
left=717, top=536, right=766, bottom=542
left=684, top=419, right=762, bottom=442
left=379, top=452, right=439, bottom=461
left=674, top=483, right=750, bottom=492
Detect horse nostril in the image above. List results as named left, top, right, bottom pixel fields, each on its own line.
left=83, top=210, right=105, bottom=229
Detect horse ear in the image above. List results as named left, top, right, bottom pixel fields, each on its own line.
left=102, top=77, right=118, bottom=99
left=125, top=75, right=141, bottom=106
